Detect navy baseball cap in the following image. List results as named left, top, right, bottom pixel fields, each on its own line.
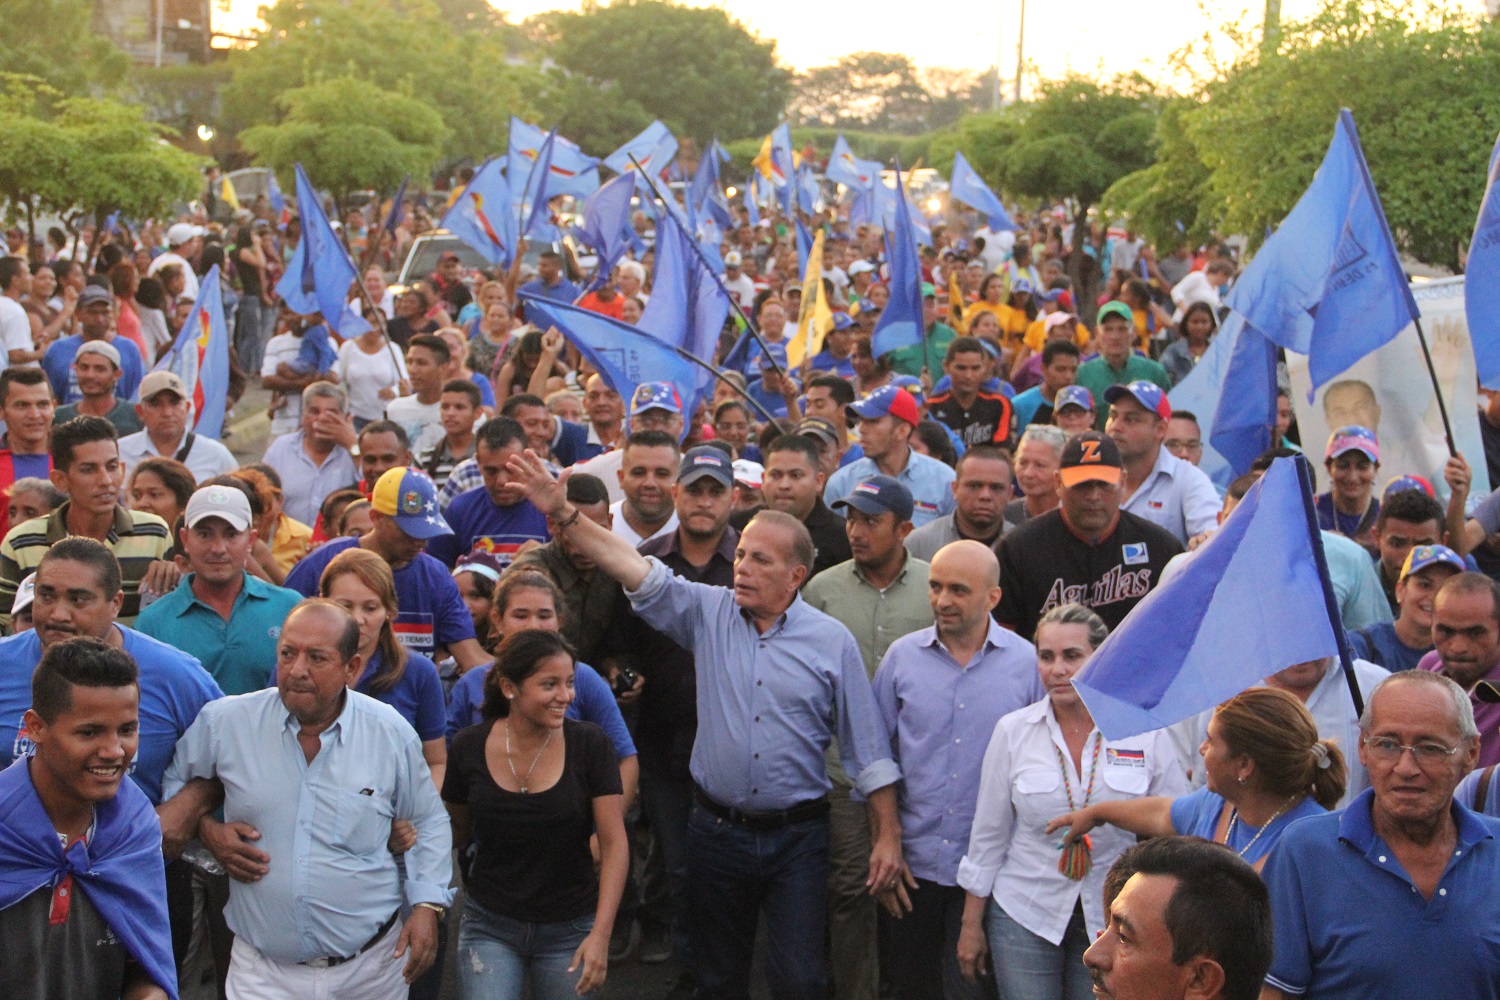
left=678, top=446, right=734, bottom=488
left=1104, top=380, right=1173, bottom=421
left=832, top=475, right=915, bottom=522
left=1055, top=385, right=1094, bottom=413
left=832, top=313, right=856, bottom=331
left=630, top=381, right=683, bottom=416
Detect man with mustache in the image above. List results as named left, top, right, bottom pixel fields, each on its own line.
left=1418, top=572, right=1500, bottom=765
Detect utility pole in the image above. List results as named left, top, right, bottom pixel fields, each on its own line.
left=1262, top=0, right=1282, bottom=54
left=1014, top=0, right=1026, bottom=104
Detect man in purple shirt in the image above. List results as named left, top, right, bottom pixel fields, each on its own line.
left=1419, top=571, right=1500, bottom=765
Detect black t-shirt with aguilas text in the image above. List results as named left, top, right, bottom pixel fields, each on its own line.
left=995, top=507, right=1183, bottom=637
left=0, top=881, right=131, bottom=1000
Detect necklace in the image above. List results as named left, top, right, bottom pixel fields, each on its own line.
left=504, top=721, right=553, bottom=794
left=1053, top=732, right=1102, bottom=881
left=1225, top=796, right=1298, bottom=858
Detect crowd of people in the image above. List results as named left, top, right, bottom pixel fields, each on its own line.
left=0, top=159, right=1499, bottom=1000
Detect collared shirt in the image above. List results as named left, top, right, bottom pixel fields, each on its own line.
left=262, top=431, right=359, bottom=526
left=1420, top=649, right=1500, bottom=766
left=626, top=558, right=900, bottom=809
left=802, top=556, right=934, bottom=677
left=825, top=449, right=957, bottom=528
left=437, top=456, right=483, bottom=510
left=873, top=622, right=1044, bottom=885
left=958, top=699, right=1184, bottom=944
left=118, top=428, right=237, bottom=485
left=0, top=503, right=170, bottom=628
left=271, top=514, right=313, bottom=573
left=609, top=500, right=678, bottom=549
left=135, top=572, right=304, bottom=696
left=510, top=542, right=628, bottom=666
left=1119, top=445, right=1220, bottom=545
left=1073, top=355, right=1172, bottom=431
left=1263, top=789, right=1500, bottom=999
left=163, top=688, right=453, bottom=964
left=904, top=511, right=1010, bottom=564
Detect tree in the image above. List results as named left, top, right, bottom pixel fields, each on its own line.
left=0, top=0, right=130, bottom=95
left=1101, top=99, right=1214, bottom=250
left=0, top=76, right=78, bottom=247
left=789, top=53, right=935, bottom=134
left=240, top=78, right=449, bottom=215
left=532, top=0, right=789, bottom=144
left=533, top=70, right=656, bottom=156
left=927, top=111, right=1024, bottom=186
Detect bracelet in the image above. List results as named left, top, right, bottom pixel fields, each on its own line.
left=414, top=902, right=447, bottom=922
left=555, top=506, right=582, bottom=531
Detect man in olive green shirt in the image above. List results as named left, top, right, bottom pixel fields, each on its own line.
left=886, top=284, right=956, bottom=378
left=1074, top=300, right=1172, bottom=430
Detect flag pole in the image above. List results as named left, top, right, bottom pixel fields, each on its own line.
left=350, top=275, right=407, bottom=377
left=1294, top=455, right=1365, bottom=718
left=672, top=345, right=779, bottom=425
left=1412, top=315, right=1458, bottom=456
left=626, top=153, right=791, bottom=381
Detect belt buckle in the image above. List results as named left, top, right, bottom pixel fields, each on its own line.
left=300, top=956, right=334, bottom=969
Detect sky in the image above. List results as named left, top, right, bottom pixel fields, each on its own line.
left=217, top=0, right=1490, bottom=90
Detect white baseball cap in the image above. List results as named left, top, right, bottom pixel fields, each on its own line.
left=166, top=222, right=205, bottom=247
left=184, top=485, right=252, bottom=532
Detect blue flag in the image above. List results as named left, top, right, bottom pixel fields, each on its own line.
left=439, top=157, right=516, bottom=268
left=518, top=128, right=557, bottom=238
left=796, top=218, right=813, bottom=277
left=1466, top=133, right=1500, bottom=389
left=575, top=172, right=636, bottom=280
left=743, top=172, right=761, bottom=226
left=1072, top=456, right=1342, bottom=740
left=1167, top=311, right=1247, bottom=491
left=267, top=171, right=286, bottom=214
left=382, top=174, right=409, bottom=236
left=1209, top=316, right=1279, bottom=477
left=156, top=264, right=232, bottom=438
left=1225, top=109, right=1418, bottom=397
left=508, top=117, right=599, bottom=200
left=639, top=211, right=733, bottom=364
left=827, top=134, right=875, bottom=191
left=604, top=120, right=677, bottom=182
left=690, top=147, right=733, bottom=229
left=275, top=165, right=371, bottom=338
left=949, top=151, right=1014, bottom=232
left=521, top=294, right=714, bottom=440
left=773, top=145, right=796, bottom=218
left=848, top=188, right=874, bottom=229
left=875, top=179, right=932, bottom=246
left=797, top=162, right=819, bottom=215
left=871, top=164, right=925, bottom=360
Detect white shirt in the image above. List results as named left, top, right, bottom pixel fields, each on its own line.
left=958, top=700, right=1185, bottom=945
left=572, top=448, right=625, bottom=504
left=147, top=252, right=200, bottom=301
left=385, top=393, right=442, bottom=455
left=722, top=273, right=756, bottom=311
left=1120, top=446, right=1222, bottom=545
left=335, top=339, right=408, bottom=423
left=0, top=296, right=27, bottom=370
left=609, top=499, right=678, bottom=549
left=1170, top=270, right=1221, bottom=321
left=261, top=333, right=305, bottom=436
left=138, top=307, right=172, bottom=358
left=1164, top=657, right=1389, bottom=810
left=119, top=427, right=237, bottom=484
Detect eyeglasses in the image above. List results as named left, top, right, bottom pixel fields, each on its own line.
left=1362, top=736, right=1464, bottom=765
left=1166, top=438, right=1203, bottom=452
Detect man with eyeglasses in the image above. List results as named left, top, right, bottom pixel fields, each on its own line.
left=1261, top=670, right=1500, bottom=1000
left=1163, top=411, right=1203, bottom=467
left=1417, top=572, right=1500, bottom=766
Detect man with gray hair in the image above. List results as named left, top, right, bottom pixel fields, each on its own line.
left=262, top=381, right=358, bottom=524
left=1006, top=424, right=1066, bottom=525
left=1261, top=671, right=1500, bottom=1000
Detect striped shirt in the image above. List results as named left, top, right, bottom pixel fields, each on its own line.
left=0, top=503, right=171, bottom=628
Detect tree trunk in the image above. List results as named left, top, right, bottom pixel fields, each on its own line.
left=1068, top=202, right=1099, bottom=326
left=24, top=199, right=37, bottom=267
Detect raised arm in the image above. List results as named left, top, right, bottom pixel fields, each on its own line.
left=507, top=449, right=652, bottom=590
left=1044, top=796, right=1177, bottom=845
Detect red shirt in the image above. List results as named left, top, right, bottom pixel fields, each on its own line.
left=577, top=292, right=625, bottom=320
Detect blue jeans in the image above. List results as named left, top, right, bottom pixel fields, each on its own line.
left=456, top=897, right=593, bottom=1000
left=685, top=803, right=829, bottom=1000
left=986, top=898, right=1092, bottom=1000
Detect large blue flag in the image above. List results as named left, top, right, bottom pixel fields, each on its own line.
left=871, top=165, right=926, bottom=360
left=157, top=264, right=232, bottom=438
left=1209, top=316, right=1279, bottom=477
left=1073, top=456, right=1342, bottom=740
left=508, top=117, right=599, bottom=200
left=1466, top=133, right=1500, bottom=389
left=1167, top=311, right=1248, bottom=491
left=827, top=135, right=872, bottom=191
left=743, top=172, right=761, bottom=226
left=517, top=128, right=557, bottom=238
left=1225, top=109, right=1418, bottom=396
left=604, top=120, right=677, bottom=182
left=439, top=157, right=516, bottom=267
left=521, top=294, right=714, bottom=440
left=639, top=211, right=733, bottom=363
left=575, top=172, right=636, bottom=279
left=875, top=177, right=933, bottom=246
left=949, top=151, right=1015, bottom=232
left=275, top=164, right=371, bottom=338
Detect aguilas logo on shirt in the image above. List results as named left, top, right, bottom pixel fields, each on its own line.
left=1042, top=565, right=1153, bottom=613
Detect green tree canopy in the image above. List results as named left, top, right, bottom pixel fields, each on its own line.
left=1101, top=99, right=1213, bottom=249
left=788, top=53, right=988, bottom=135
left=0, top=0, right=130, bottom=95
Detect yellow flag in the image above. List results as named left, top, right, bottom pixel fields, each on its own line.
left=788, top=228, right=833, bottom=368
left=751, top=134, right=775, bottom=181
left=948, top=269, right=967, bottom=333
left=221, top=175, right=241, bottom=212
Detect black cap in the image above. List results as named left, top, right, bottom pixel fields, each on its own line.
left=678, top=446, right=734, bottom=488
left=832, top=475, right=915, bottom=522
left=1058, top=431, right=1123, bottom=488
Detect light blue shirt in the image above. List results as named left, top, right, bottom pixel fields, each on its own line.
left=262, top=431, right=359, bottom=526
left=627, top=558, right=900, bottom=810
left=872, top=622, right=1043, bottom=884
left=1119, top=446, right=1221, bottom=545
left=1322, top=530, right=1393, bottom=630
left=824, top=447, right=956, bottom=528
left=163, top=688, right=453, bottom=963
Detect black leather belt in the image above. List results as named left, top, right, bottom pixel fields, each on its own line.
left=301, top=909, right=399, bottom=968
left=693, top=786, right=830, bottom=831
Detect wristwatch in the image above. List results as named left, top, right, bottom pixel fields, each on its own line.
left=414, top=902, right=447, bottom=923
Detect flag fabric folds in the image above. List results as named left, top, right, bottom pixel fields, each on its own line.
left=604, top=120, right=678, bottom=183
left=827, top=135, right=877, bottom=192
left=157, top=264, right=232, bottom=439
left=795, top=218, right=813, bottom=277
left=638, top=211, right=733, bottom=364
left=743, top=172, right=761, bottom=226
left=275, top=164, right=371, bottom=338
left=1208, top=316, right=1279, bottom=477
left=507, top=117, right=600, bottom=200
left=788, top=227, right=833, bottom=368
left=949, top=151, right=1014, bottom=232
left=1224, top=109, right=1418, bottom=397
left=575, top=172, right=636, bottom=281
left=518, top=129, right=557, bottom=238
left=690, top=144, right=733, bottom=228
left=871, top=165, right=926, bottom=360
left=382, top=174, right=409, bottom=236
left=1072, top=456, right=1341, bottom=740
left=439, top=157, right=516, bottom=268
left=1466, top=133, right=1500, bottom=390
left=875, top=179, right=932, bottom=246
left=797, top=163, right=820, bottom=215
left=1166, top=310, right=1250, bottom=491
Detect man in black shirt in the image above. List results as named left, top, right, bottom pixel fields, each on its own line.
left=927, top=336, right=1014, bottom=449
left=996, top=431, right=1183, bottom=636
left=731, top=434, right=851, bottom=581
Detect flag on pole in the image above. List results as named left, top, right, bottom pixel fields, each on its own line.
left=875, top=177, right=932, bottom=246
left=795, top=218, right=813, bottom=276
left=507, top=117, right=600, bottom=200
left=1208, top=316, right=1279, bottom=477
left=788, top=227, right=833, bottom=368
left=1224, top=109, right=1419, bottom=397
left=743, top=172, right=761, bottom=226
left=1466, top=133, right=1500, bottom=389
left=796, top=163, right=820, bottom=215
left=267, top=171, right=286, bottom=215
left=518, top=129, right=557, bottom=238
left=690, top=145, right=733, bottom=228
left=948, top=151, right=1014, bottom=232
left=871, top=164, right=926, bottom=360
left=155, top=264, right=231, bottom=438
left=275, top=164, right=371, bottom=338
left=382, top=174, right=409, bottom=236
left=1072, top=456, right=1342, bottom=740
left=639, top=211, right=733, bottom=364
left=220, top=175, right=241, bottom=213
left=827, top=135, right=876, bottom=191
left=575, top=172, right=636, bottom=281
left=604, top=120, right=678, bottom=182
left=438, top=157, right=516, bottom=268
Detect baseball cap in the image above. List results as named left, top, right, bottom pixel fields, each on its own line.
left=847, top=385, right=920, bottom=427
left=890, top=374, right=925, bottom=406
left=453, top=550, right=505, bottom=585
left=1054, top=385, right=1094, bottom=413
left=848, top=260, right=876, bottom=276
left=1097, top=300, right=1134, bottom=325
left=1044, top=311, right=1076, bottom=334
left=1383, top=474, right=1435, bottom=501
left=75, top=340, right=122, bottom=369
left=1104, top=380, right=1173, bottom=421
left=758, top=341, right=789, bottom=372
left=732, top=459, right=763, bottom=489
left=678, top=445, right=734, bottom=488
left=370, top=467, right=453, bottom=539
left=832, top=313, right=855, bottom=331
left=12, top=573, right=36, bottom=616
left=1036, top=287, right=1064, bottom=304
left=724, top=251, right=743, bottom=267
left=1399, top=543, right=1464, bottom=582
left=1058, top=431, right=1123, bottom=488
left=184, top=484, right=253, bottom=532
left=920, top=282, right=936, bottom=298
left=76, top=285, right=112, bottom=308
left=832, top=475, right=915, bottom=522
left=630, top=381, right=683, bottom=417
left=796, top=416, right=840, bottom=448
left=1325, top=426, right=1379, bottom=464
left=1011, top=277, right=1034, bottom=296
left=139, top=370, right=188, bottom=402
left=166, top=222, right=204, bottom=247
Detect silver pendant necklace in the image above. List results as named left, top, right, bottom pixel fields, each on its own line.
left=505, top=721, right=553, bottom=794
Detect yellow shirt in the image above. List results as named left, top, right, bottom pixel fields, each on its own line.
left=272, top=514, right=313, bottom=574
left=1023, top=318, right=1091, bottom=352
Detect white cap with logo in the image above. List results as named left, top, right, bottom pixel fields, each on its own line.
left=184, top=485, right=252, bottom=532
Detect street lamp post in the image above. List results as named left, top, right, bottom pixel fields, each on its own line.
left=1014, top=0, right=1026, bottom=104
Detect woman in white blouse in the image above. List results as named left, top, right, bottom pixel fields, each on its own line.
left=956, top=604, right=1185, bottom=1000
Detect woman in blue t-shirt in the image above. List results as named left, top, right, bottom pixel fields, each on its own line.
left=1048, top=688, right=1347, bottom=871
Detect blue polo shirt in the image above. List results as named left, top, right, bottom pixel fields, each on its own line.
left=0, top=626, right=222, bottom=803
left=1169, top=786, right=1326, bottom=867
left=424, top=489, right=551, bottom=570
left=445, top=660, right=636, bottom=760
left=135, top=573, right=304, bottom=695
left=283, top=537, right=476, bottom=660
left=355, top=648, right=446, bottom=743
left=1263, top=788, right=1500, bottom=999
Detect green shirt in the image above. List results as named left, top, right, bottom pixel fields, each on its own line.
left=886, top=323, right=956, bottom=378
left=53, top=399, right=143, bottom=437
left=1074, top=354, right=1173, bottom=430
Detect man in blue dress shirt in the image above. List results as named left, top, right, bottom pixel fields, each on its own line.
left=507, top=448, right=903, bottom=1000
left=163, top=599, right=453, bottom=999
left=825, top=385, right=956, bottom=528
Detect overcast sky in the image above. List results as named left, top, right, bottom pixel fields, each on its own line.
left=219, top=0, right=1486, bottom=92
